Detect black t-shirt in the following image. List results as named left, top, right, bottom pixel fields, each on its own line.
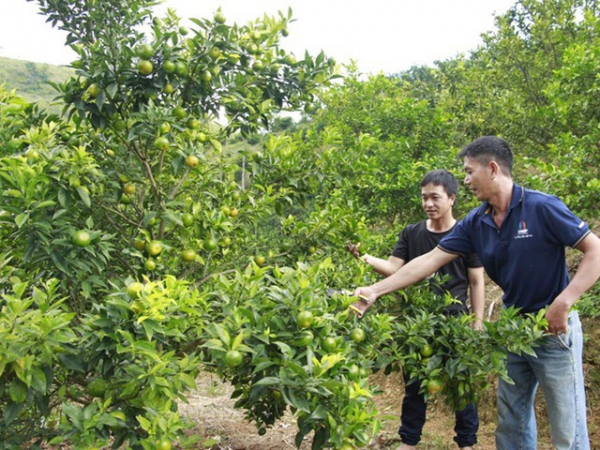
left=391, top=221, right=482, bottom=313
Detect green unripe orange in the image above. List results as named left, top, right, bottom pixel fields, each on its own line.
left=146, top=240, right=163, bottom=256
left=223, top=350, right=243, bottom=367
left=137, top=60, right=153, bottom=76
left=296, top=310, right=314, bottom=328
left=72, top=230, right=91, bottom=247
left=135, top=44, right=154, bottom=59
left=182, top=249, right=196, bottom=262
left=127, top=282, right=144, bottom=298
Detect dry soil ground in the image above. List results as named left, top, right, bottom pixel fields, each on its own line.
left=179, top=366, right=574, bottom=450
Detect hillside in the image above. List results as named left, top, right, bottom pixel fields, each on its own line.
left=0, top=56, right=73, bottom=112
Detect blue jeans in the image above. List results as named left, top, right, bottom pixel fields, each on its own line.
left=496, top=310, right=589, bottom=449
left=399, top=372, right=479, bottom=447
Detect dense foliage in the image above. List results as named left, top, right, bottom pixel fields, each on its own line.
left=396, top=0, right=600, bottom=218
left=0, top=0, right=598, bottom=449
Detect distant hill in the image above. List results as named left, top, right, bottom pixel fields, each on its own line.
left=0, top=56, right=73, bottom=112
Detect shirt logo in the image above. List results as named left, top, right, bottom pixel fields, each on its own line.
left=515, top=221, right=533, bottom=239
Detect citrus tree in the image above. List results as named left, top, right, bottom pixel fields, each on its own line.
left=0, top=0, right=341, bottom=448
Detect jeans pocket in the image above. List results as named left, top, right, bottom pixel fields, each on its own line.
left=547, top=326, right=572, bottom=350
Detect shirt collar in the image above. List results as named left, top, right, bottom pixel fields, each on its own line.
left=481, top=183, right=523, bottom=216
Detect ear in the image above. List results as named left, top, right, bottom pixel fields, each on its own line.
left=449, top=194, right=456, bottom=205
left=489, top=160, right=501, bottom=178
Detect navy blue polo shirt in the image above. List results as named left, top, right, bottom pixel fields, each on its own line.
left=438, top=184, right=591, bottom=313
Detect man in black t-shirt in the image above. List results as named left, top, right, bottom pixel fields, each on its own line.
left=348, top=170, right=484, bottom=450
left=390, top=221, right=482, bottom=316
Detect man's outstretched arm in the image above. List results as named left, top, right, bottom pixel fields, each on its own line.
left=352, top=247, right=459, bottom=315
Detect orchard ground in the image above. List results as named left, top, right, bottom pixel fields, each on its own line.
left=180, top=281, right=600, bottom=450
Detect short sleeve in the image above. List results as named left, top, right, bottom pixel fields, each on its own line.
left=438, top=211, right=477, bottom=257
left=539, top=196, right=590, bottom=248
left=391, top=227, right=410, bottom=260
left=465, top=251, right=483, bottom=268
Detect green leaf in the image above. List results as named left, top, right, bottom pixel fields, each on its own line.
left=213, top=324, right=231, bottom=346
left=312, top=426, right=329, bottom=449
left=295, top=422, right=312, bottom=448
left=30, top=366, right=48, bottom=393
left=253, top=360, right=276, bottom=373
left=253, top=377, right=281, bottom=386
left=33, top=200, right=57, bottom=210
left=57, top=188, right=70, bottom=208
left=141, top=319, right=163, bottom=340
left=231, top=332, right=245, bottom=350
left=3, top=402, right=24, bottom=425
left=62, top=402, right=83, bottom=431
left=76, top=186, right=91, bottom=208
left=179, top=373, right=197, bottom=389
left=136, top=414, right=152, bottom=431
left=163, top=209, right=183, bottom=226
left=50, top=251, right=71, bottom=274
left=58, top=353, right=85, bottom=373
left=48, top=436, right=66, bottom=445
left=106, top=82, right=118, bottom=99
left=308, top=404, right=327, bottom=420
left=132, top=340, right=157, bottom=353
left=202, top=339, right=226, bottom=351
left=4, top=189, right=23, bottom=198
left=9, top=379, right=27, bottom=403
left=209, top=138, right=222, bottom=152
left=15, top=213, right=29, bottom=228
left=283, top=388, right=311, bottom=413
left=285, top=361, right=308, bottom=378
left=273, top=341, right=294, bottom=357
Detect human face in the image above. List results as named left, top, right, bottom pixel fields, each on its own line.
left=463, top=156, right=492, bottom=201
left=421, top=183, right=454, bottom=221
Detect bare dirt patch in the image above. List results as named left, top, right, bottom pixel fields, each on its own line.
left=180, top=367, right=573, bottom=449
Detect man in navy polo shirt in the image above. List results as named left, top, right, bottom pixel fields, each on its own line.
left=352, top=136, right=600, bottom=449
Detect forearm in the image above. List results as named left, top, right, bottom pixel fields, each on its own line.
left=554, top=246, right=600, bottom=309
left=362, top=254, right=401, bottom=276
left=470, top=283, right=485, bottom=321
left=352, top=248, right=458, bottom=316
left=369, top=248, right=453, bottom=298
left=468, top=268, right=485, bottom=321
left=546, top=234, right=600, bottom=334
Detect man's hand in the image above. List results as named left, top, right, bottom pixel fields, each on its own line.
left=347, top=242, right=362, bottom=259
left=350, top=287, right=378, bottom=318
left=472, top=318, right=483, bottom=331
left=545, top=298, right=570, bottom=335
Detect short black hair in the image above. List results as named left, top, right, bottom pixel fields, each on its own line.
left=420, top=169, right=458, bottom=198
left=458, top=136, right=513, bottom=176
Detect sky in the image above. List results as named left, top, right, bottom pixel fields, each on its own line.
left=0, top=0, right=516, bottom=76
